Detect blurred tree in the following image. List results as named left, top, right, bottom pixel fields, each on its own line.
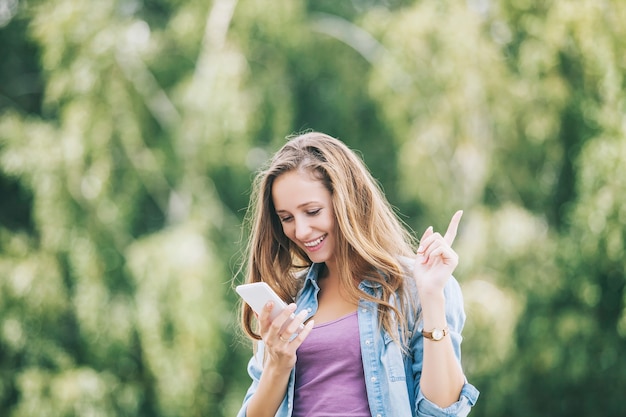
left=1, top=0, right=252, bottom=415
left=489, top=2, right=626, bottom=416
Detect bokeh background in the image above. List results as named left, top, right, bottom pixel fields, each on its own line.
left=1, top=0, right=625, bottom=416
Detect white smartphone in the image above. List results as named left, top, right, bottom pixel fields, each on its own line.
left=236, top=282, right=305, bottom=332
left=236, top=282, right=289, bottom=321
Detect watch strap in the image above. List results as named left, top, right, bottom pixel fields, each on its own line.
left=422, top=326, right=449, bottom=341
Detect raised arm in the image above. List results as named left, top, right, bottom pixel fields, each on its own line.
left=413, top=210, right=466, bottom=407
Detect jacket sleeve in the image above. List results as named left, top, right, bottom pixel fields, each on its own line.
left=410, top=276, right=480, bottom=417
left=236, top=343, right=265, bottom=417
left=236, top=342, right=295, bottom=417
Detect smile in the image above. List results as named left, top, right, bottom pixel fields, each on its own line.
left=303, top=234, right=327, bottom=248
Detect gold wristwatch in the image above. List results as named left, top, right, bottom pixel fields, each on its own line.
left=422, top=326, right=449, bottom=341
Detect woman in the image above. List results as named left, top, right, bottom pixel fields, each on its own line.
left=237, top=132, right=479, bottom=417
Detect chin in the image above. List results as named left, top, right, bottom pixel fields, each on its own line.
left=308, top=250, right=333, bottom=264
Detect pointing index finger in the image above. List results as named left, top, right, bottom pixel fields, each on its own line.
left=443, top=210, right=463, bottom=245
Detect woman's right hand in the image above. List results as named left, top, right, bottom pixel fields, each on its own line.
left=258, top=302, right=314, bottom=370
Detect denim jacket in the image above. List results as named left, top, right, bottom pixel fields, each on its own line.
left=236, top=262, right=479, bottom=417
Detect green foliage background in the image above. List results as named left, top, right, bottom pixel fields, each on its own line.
left=1, top=0, right=625, bottom=416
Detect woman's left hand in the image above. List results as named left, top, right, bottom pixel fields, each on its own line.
left=413, top=210, right=463, bottom=294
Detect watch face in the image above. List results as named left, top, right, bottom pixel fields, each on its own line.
left=432, top=329, right=444, bottom=340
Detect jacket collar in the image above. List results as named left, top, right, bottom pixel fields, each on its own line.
left=302, top=262, right=382, bottom=290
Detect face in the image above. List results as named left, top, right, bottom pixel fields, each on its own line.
left=271, top=170, right=336, bottom=265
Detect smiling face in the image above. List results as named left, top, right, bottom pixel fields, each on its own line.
left=271, top=169, right=336, bottom=266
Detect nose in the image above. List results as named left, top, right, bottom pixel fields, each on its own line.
left=294, top=216, right=312, bottom=241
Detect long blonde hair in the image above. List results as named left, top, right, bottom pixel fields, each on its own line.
left=240, top=132, right=417, bottom=344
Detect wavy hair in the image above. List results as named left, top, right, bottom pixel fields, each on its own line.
left=239, top=132, right=417, bottom=345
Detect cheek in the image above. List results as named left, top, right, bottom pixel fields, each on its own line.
left=324, top=213, right=336, bottom=233
left=281, top=223, right=296, bottom=241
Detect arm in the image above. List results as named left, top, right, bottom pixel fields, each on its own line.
left=242, top=302, right=314, bottom=417
left=408, top=277, right=479, bottom=417
left=413, top=211, right=467, bottom=407
left=419, top=288, right=465, bottom=406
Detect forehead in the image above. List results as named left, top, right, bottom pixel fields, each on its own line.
left=271, top=170, right=331, bottom=210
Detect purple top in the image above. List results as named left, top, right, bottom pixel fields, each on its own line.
left=292, top=311, right=370, bottom=417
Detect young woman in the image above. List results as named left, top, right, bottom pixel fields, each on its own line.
left=236, top=132, right=479, bottom=417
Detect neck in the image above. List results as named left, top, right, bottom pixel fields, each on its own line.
left=314, top=261, right=359, bottom=324
left=319, top=260, right=339, bottom=285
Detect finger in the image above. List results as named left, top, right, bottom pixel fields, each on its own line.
left=257, top=301, right=275, bottom=325
left=420, top=238, right=442, bottom=263
left=426, top=246, right=458, bottom=266
left=280, top=309, right=309, bottom=340
left=417, top=226, right=434, bottom=254
left=265, top=303, right=297, bottom=334
left=420, top=236, right=450, bottom=265
left=289, top=319, right=315, bottom=347
left=443, top=210, right=463, bottom=246
left=418, top=231, right=444, bottom=258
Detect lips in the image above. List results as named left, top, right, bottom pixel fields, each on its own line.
left=303, top=234, right=327, bottom=248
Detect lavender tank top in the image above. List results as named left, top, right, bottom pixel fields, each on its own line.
left=292, top=311, right=370, bottom=417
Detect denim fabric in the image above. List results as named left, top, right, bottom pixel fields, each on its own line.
left=236, top=262, right=479, bottom=417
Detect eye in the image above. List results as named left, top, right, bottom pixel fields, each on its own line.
left=307, top=208, right=321, bottom=216
left=278, top=215, right=293, bottom=223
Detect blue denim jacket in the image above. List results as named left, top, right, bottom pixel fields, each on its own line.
left=237, top=262, right=479, bottom=417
